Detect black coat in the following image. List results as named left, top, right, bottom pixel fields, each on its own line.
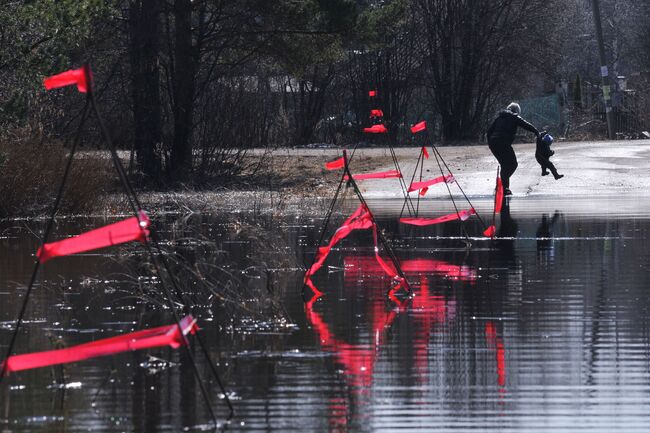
left=487, top=110, right=539, bottom=145
left=536, top=135, right=554, bottom=158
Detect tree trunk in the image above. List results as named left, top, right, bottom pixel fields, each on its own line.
left=129, top=0, right=162, bottom=179
left=170, top=0, right=195, bottom=180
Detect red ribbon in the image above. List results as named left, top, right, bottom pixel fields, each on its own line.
left=400, top=208, right=475, bottom=226
left=368, top=90, right=377, bottom=97
left=44, top=66, right=91, bottom=93
left=483, top=225, right=496, bottom=237
left=422, top=146, right=429, bottom=159
left=325, top=157, right=345, bottom=170
left=2, top=316, right=197, bottom=374
left=305, top=205, right=373, bottom=279
left=407, top=174, right=454, bottom=193
left=363, top=124, right=388, bottom=134
left=37, top=211, right=150, bottom=263
left=411, top=121, right=426, bottom=133
left=370, top=109, right=384, bottom=118
left=344, top=170, right=401, bottom=181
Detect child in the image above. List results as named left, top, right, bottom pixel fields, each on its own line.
left=536, top=132, right=563, bottom=180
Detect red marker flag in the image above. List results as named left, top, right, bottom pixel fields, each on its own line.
left=494, top=176, right=504, bottom=214
left=37, top=211, right=150, bottom=263
left=483, top=225, right=496, bottom=237
left=369, top=90, right=377, bottom=97
left=370, top=109, right=384, bottom=118
left=2, top=316, right=197, bottom=374
left=305, top=205, right=373, bottom=278
left=325, top=157, right=345, bottom=170
left=411, top=121, right=426, bottom=134
left=407, top=174, right=454, bottom=193
left=44, top=66, right=91, bottom=93
left=422, top=146, right=429, bottom=159
left=344, top=170, right=402, bottom=181
left=400, top=208, right=475, bottom=226
left=363, top=124, right=388, bottom=134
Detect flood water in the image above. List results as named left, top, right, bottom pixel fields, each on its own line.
left=2, top=197, right=650, bottom=432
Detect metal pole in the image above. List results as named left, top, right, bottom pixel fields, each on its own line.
left=591, top=0, right=615, bottom=139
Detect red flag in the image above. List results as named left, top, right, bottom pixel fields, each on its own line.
left=494, top=176, right=504, bottom=214
left=422, top=146, right=429, bottom=159
left=37, top=211, right=150, bottom=263
left=369, top=90, right=377, bottom=97
left=370, top=109, right=384, bottom=118
left=305, top=205, right=373, bottom=278
left=344, top=170, right=401, bottom=181
left=363, top=124, right=388, bottom=134
left=407, top=174, right=454, bottom=193
left=419, top=187, right=429, bottom=196
left=400, top=208, right=475, bottom=226
left=483, top=225, right=496, bottom=237
left=2, top=316, right=197, bottom=374
left=411, top=121, right=426, bottom=133
left=325, top=157, right=345, bottom=170
left=372, top=224, right=397, bottom=278
left=44, top=66, right=91, bottom=93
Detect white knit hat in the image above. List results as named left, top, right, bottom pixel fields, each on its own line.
left=507, top=102, right=521, bottom=115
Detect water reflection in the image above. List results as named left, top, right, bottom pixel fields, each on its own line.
left=4, top=204, right=650, bottom=432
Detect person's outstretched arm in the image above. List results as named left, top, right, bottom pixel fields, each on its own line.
left=516, top=115, right=540, bottom=136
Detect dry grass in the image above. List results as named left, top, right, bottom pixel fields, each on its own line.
left=0, top=128, right=113, bottom=218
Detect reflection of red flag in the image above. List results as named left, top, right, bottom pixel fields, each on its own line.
left=400, top=208, right=475, bottom=226
left=344, top=170, right=401, bottom=181
left=370, top=109, right=384, bottom=117
left=2, top=316, right=197, bottom=374
left=408, top=174, right=454, bottom=193
left=325, top=157, right=345, bottom=170
left=44, top=66, right=91, bottom=93
left=483, top=225, right=496, bottom=237
left=495, top=176, right=504, bottom=214
left=422, top=146, right=429, bottom=159
left=363, top=124, right=387, bottom=134
left=368, top=90, right=377, bottom=97
left=411, top=121, right=426, bottom=133
left=37, top=211, right=150, bottom=263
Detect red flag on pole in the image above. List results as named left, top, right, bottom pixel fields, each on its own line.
left=400, top=208, right=475, bottom=226
left=2, top=316, right=197, bottom=374
left=325, top=157, right=345, bottom=170
left=370, top=109, right=384, bottom=118
left=37, top=211, right=150, bottom=263
left=494, top=176, right=504, bottom=214
left=422, top=146, right=429, bottom=159
left=483, top=225, right=496, bottom=237
left=44, top=66, right=91, bottom=93
left=411, top=121, right=426, bottom=133
left=407, top=174, right=454, bottom=193
left=344, top=170, right=402, bottom=181
left=363, top=124, right=388, bottom=134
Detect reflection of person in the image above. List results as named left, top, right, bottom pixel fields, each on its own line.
left=535, top=132, right=563, bottom=180
left=536, top=211, right=561, bottom=254
left=495, top=199, right=518, bottom=264
left=487, top=102, right=540, bottom=196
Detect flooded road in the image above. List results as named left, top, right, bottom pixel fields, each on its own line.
left=2, top=197, right=650, bottom=432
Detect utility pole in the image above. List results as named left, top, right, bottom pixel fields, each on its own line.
left=591, top=0, right=615, bottom=139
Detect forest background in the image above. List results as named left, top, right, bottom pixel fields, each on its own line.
left=1, top=0, right=649, bottom=215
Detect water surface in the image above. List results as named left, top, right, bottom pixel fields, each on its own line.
left=2, top=197, right=650, bottom=432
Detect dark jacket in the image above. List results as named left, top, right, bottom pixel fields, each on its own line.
left=535, top=135, right=554, bottom=158
left=487, top=110, right=539, bottom=145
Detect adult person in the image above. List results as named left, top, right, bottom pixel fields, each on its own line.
left=487, top=102, right=540, bottom=195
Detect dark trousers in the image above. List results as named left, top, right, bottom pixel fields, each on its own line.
left=535, top=154, right=559, bottom=177
left=488, top=141, right=517, bottom=189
